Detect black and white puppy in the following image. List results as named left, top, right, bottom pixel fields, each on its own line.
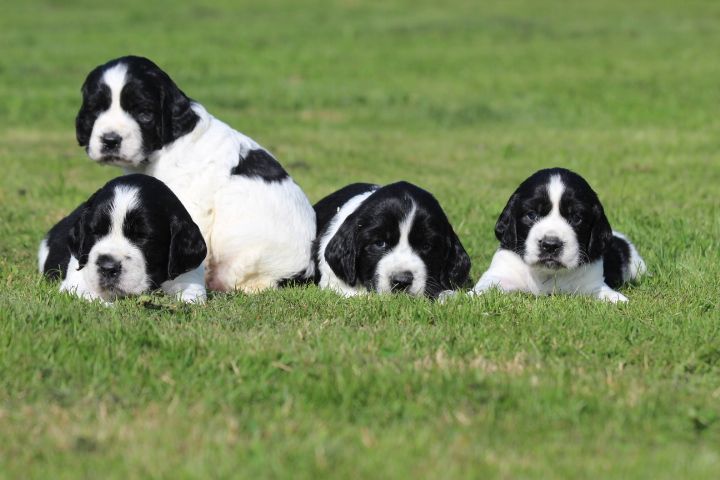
left=313, top=182, right=471, bottom=298
left=473, top=168, right=645, bottom=302
left=75, top=56, right=315, bottom=293
left=38, top=174, right=207, bottom=303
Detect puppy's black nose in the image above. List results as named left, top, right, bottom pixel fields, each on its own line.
left=539, top=236, right=564, bottom=255
left=101, top=132, right=122, bottom=152
left=97, top=254, right=122, bottom=279
left=390, top=271, right=414, bottom=292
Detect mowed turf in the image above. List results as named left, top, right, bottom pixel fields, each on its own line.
left=1, top=0, right=719, bottom=478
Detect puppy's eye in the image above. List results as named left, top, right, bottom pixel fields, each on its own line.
left=569, top=213, right=583, bottom=226
left=417, top=242, right=433, bottom=253
left=370, top=240, right=387, bottom=251
left=137, top=111, right=154, bottom=123
left=525, top=211, right=538, bottom=222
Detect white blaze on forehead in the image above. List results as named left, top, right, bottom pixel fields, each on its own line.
left=375, top=203, right=427, bottom=296
left=102, top=63, right=128, bottom=107
left=547, top=174, right=565, bottom=214
left=109, top=185, right=140, bottom=233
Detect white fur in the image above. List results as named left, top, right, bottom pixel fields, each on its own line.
left=473, top=249, right=628, bottom=303
left=38, top=238, right=49, bottom=273
left=124, top=104, right=316, bottom=293
left=87, top=65, right=145, bottom=166
left=523, top=175, right=580, bottom=269
left=374, top=206, right=427, bottom=295
left=60, top=255, right=104, bottom=302
left=161, top=264, right=206, bottom=303
left=317, top=190, right=376, bottom=296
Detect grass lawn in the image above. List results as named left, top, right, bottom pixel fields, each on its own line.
left=1, top=0, right=719, bottom=477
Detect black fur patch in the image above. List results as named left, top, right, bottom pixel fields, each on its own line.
left=231, top=149, right=288, bottom=183
left=603, top=234, right=631, bottom=289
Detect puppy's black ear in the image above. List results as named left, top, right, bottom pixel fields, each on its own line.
left=495, top=193, right=519, bottom=251
left=587, top=201, right=613, bottom=260
left=168, top=216, right=207, bottom=279
left=443, top=230, right=472, bottom=289
left=75, top=74, right=97, bottom=148
left=324, top=217, right=359, bottom=286
left=160, top=75, right=198, bottom=144
left=67, top=203, right=92, bottom=270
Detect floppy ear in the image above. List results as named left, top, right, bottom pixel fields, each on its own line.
left=67, top=204, right=92, bottom=270
left=168, top=216, right=207, bottom=279
left=443, top=230, right=472, bottom=289
left=587, top=201, right=613, bottom=260
left=75, top=79, right=95, bottom=147
left=495, top=193, right=519, bottom=251
left=159, top=76, right=198, bottom=144
left=324, top=217, right=359, bottom=286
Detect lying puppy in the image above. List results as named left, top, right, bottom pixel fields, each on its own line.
left=75, top=56, right=315, bottom=292
left=473, top=168, right=645, bottom=302
left=313, top=182, right=471, bottom=298
left=38, top=174, right=207, bottom=303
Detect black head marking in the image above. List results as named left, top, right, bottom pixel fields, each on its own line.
left=324, top=213, right=360, bottom=286
left=495, top=192, right=520, bottom=252
left=75, top=55, right=199, bottom=156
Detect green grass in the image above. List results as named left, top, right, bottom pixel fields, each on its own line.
left=1, top=0, right=720, bottom=478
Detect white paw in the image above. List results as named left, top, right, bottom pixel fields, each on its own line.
left=598, top=289, right=628, bottom=303
left=437, top=290, right=457, bottom=303
left=178, top=288, right=207, bottom=304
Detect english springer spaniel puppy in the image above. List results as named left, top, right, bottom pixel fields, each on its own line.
left=473, top=168, right=646, bottom=303
left=38, top=174, right=207, bottom=303
left=313, top=182, right=471, bottom=298
left=75, top=56, right=315, bottom=292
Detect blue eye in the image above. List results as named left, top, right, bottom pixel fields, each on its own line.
left=373, top=240, right=387, bottom=249
left=525, top=211, right=538, bottom=222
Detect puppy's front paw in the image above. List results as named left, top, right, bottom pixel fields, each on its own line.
left=598, top=289, right=628, bottom=303
left=179, top=287, right=207, bottom=304
left=437, top=290, right=458, bottom=303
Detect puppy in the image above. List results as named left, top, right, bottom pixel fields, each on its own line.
left=313, top=182, right=471, bottom=298
left=38, top=174, right=207, bottom=303
left=75, top=56, right=315, bottom=293
left=473, top=168, right=646, bottom=302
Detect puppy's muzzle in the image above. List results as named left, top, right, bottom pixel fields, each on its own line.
left=390, top=271, right=414, bottom=292
left=539, top=236, right=564, bottom=256
left=101, top=132, right=122, bottom=153
left=97, top=254, right=122, bottom=284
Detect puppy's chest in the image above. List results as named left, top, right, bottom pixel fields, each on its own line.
left=140, top=159, right=219, bottom=236
left=529, top=261, right=604, bottom=294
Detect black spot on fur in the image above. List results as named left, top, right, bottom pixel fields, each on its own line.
left=231, top=149, right=288, bottom=183
left=603, top=234, right=631, bottom=289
